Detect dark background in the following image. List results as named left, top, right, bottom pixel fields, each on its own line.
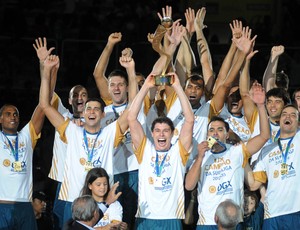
left=0, top=0, right=299, bottom=199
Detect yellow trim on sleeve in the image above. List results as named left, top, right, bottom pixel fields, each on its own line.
left=29, top=122, right=41, bottom=149
left=134, top=136, right=147, bottom=164
left=208, top=99, right=221, bottom=120
left=57, top=119, right=70, bottom=144
left=51, top=93, right=59, bottom=110
left=165, top=90, right=178, bottom=113
left=253, top=171, right=267, bottom=183
left=143, top=95, right=152, bottom=115
left=102, top=98, right=113, bottom=106
left=114, top=121, right=125, bottom=147
left=248, top=108, right=258, bottom=133
left=179, top=140, right=190, bottom=166
left=242, top=143, right=251, bottom=168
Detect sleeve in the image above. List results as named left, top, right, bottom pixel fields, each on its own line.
left=134, top=136, right=147, bottom=164
left=108, top=201, right=123, bottom=222
left=253, top=201, right=264, bottom=227
left=179, top=140, right=190, bottom=166
left=29, top=121, right=41, bottom=149
left=253, top=152, right=268, bottom=183
left=57, top=119, right=71, bottom=143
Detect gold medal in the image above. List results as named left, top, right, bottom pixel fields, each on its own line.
left=281, top=163, right=288, bottom=175
left=3, top=159, right=11, bottom=167
left=79, top=158, right=86, bottom=166
left=13, top=161, right=22, bottom=172
left=84, top=161, right=93, bottom=172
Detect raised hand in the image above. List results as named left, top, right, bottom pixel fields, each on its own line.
left=197, top=141, right=209, bottom=159
left=229, top=20, right=243, bottom=40
left=157, top=5, right=172, bottom=21
left=194, top=7, right=207, bottom=32
left=33, top=37, right=55, bottom=62
left=121, top=47, right=133, bottom=58
left=108, top=32, right=122, bottom=45
left=232, top=26, right=257, bottom=55
left=185, top=7, right=195, bottom=35
left=249, top=82, right=266, bottom=105
left=271, top=45, right=284, bottom=62
left=147, top=33, right=155, bottom=44
left=106, top=182, right=122, bottom=205
left=43, top=55, right=59, bottom=71
left=119, top=56, right=135, bottom=69
left=166, top=21, right=185, bottom=46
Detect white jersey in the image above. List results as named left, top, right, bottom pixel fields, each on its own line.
left=95, top=201, right=123, bottom=227
left=101, top=103, right=145, bottom=174
left=253, top=130, right=300, bottom=219
left=0, top=122, right=39, bottom=202
left=58, top=120, right=123, bottom=202
left=219, top=105, right=252, bottom=142
left=250, top=115, right=280, bottom=164
left=135, top=137, right=188, bottom=220
left=48, top=95, right=73, bottom=182
left=197, top=144, right=249, bottom=225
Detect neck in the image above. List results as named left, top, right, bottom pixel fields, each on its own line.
left=84, top=125, right=101, bottom=134
left=2, top=129, right=17, bottom=135
left=270, top=117, right=279, bottom=125
left=79, top=220, right=93, bottom=227
left=280, top=131, right=297, bottom=139
left=113, top=100, right=127, bottom=107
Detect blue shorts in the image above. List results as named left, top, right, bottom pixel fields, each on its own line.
left=135, top=218, right=182, bottom=230
left=0, top=202, right=37, bottom=230
left=262, top=211, right=300, bottom=230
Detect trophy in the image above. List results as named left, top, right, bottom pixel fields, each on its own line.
left=152, top=17, right=174, bottom=86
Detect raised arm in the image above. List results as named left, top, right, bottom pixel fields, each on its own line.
left=128, top=75, right=156, bottom=149
left=245, top=83, right=270, bottom=155
left=244, top=162, right=263, bottom=191
left=262, top=45, right=285, bottom=92
left=93, top=32, right=122, bottom=100
left=39, top=55, right=65, bottom=129
left=194, top=7, right=214, bottom=94
left=185, top=141, right=208, bottom=190
left=171, top=73, right=194, bottom=150
left=239, top=42, right=259, bottom=123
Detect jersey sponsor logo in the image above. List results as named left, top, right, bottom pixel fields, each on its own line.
left=281, top=162, right=296, bottom=180
left=9, top=160, right=27, bottom=172
left=216, top=181, right=233, bottom=195
left=154, top=176, right=172, bottom=192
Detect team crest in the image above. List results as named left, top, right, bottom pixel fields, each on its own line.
left=3, top=159, right=10, bottom=167
left=79, top=158, right=86, bottom=166
left=209, top=185, right=216, bottom=193
left=273, top=170, right=279, bottom=178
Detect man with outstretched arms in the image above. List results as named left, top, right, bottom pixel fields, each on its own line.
left=128, top=73, right=194, bottom=229
left=185, top=83, right=270, bottom=229
left=39, top=55, right=129, bottom=223
left=246, top=104, right=300, bottom=229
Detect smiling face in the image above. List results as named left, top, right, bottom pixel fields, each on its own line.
left=266, top=96, right=285, bottom=123
left=279, top=105, right=299, bottom=137
left=0, top=105, right=20, bottom=134
left=69, top=86, right=88, bottom=116
left=244, top=195, right=256, bottom=217
left=227, top=87, right=243, bottom=116
left=207, top=120, right=229, bottom=143
left=184, top=78, right=204, bottom=109
left=88, top=177, right=108, bottom=202
left=108, top=76, right=128, bottom=106
left=83, top=101, right=103, bottom=132
left=152, top=122, right=174, bottom=151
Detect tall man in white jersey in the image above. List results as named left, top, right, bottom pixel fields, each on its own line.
left=128, top=73, right=194, bottom=229
left=246, top=104, right=300, bottom=229
left=39, top=55, right=129, bottom=224
left=0, top=102, right=45, bottom=228
left=185, top=83, right=270, bottom=229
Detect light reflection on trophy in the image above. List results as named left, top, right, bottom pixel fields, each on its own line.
left=152, top=16, right=173, bottom=86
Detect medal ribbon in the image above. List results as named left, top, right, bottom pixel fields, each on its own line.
left=2, top=132, right=19, bottom=161
left=155, top=151, right=169, bottom=177
left=83, top=129, right=101, bottom=162
left=278, top=137, right=294, bottom=164
left=112, top=102, right=128, bottom=120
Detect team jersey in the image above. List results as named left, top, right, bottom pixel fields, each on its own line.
left=101, top=103, right=145, bottom=174
left=58, top=120, right=123, bottom=202
left=0, top=122, right=40, bottom=202
left=196, top=144, right=249, bottom=225
left=48, top=94, right=73, bottom=182
left=95, top=201, right=123, bottom=227
left=135, top=137, right=189, bottom=220
left=253, top=130, right=300, bottom=219
left=219, top=105, right=257, bottom=142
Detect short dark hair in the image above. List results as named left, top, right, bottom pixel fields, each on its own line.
left=266, top=88, right=291, bottom=105
left=184, top=74, right=204, bottom=89
left=108, top=69, right=128, bottom=85
left=85, top=98, right=106, bottom=112
left=244, top=189, right=259, bottom=209
left=0, top=104, right=18, bottom=117
left=292, top=88, right=300, bottom=100
left=151, top=117, right=175, bottom=132
left=208, top=116, right=230, bottom=132
left=275, top=71, right=289, bottom=89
